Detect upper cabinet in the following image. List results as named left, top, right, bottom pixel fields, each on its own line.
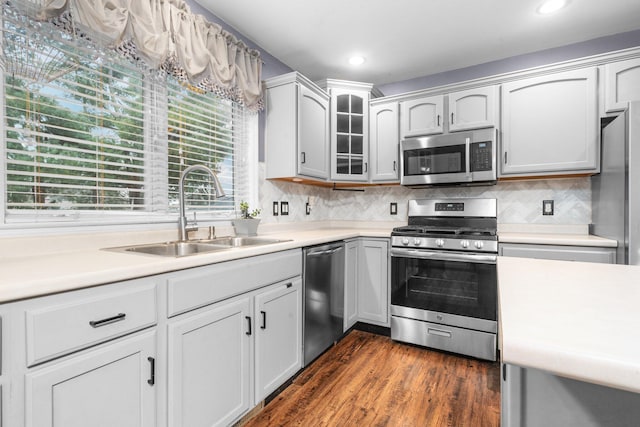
left=265, top=72, right=330, bottom=181
left=318, top=80, right=374, bottom=182
left=501, top=68, right=599, bottom=177
left=369, top=101, right=400, bottom=183
left=604, top=58, right=640, bottom=113
left=448, top=86, right=498, bottom=132
left=400, top=95, right=444, bottom=138
left=399, top=86, right=498, bottom=139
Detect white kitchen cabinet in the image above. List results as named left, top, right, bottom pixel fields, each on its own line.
left=501, top=68, right=599, bottom=177
left=168, top=297, right=252, bottom=427
left=400, top=95, right=444, bottom=138
left=26, top=330, right=156, bottom=427
left=604, top=57, right=640, bottom=113
left=448, top=85, right=498, bottom=132
left=343, top=240, right=359, bottom=331
left=317, top=80, right=374, bottom=182
left=254, top=278, right=302, bottom=402
left=265, top=72, right=330, bottom=181
left=499, top=243, right=616, bottom=264
left=369, top=101, right=400, bottom=182
left=357, top=238, right=390, bottom=327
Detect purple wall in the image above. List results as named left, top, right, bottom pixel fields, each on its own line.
left=377, top=29, right=640, bottom=96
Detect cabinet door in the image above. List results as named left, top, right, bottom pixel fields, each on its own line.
left=369, top=102, right=400, bottom=182
left=501, top=68, right=598, bottom=176
left=330, top=88, right=369, bottom=181
left=605, top=58, right=640, bottom=113
left=254, top=278, right=302, bottom=402
left=344, top=240, right=359, bottom=331
left=357, top=239, right=389, bottom=326
left=25, top=330, right=156, bottom=427
left=298, top=84, right=330, bottom=179
left=448, top=86, right=497, bottom=132
left=168, top=298, right=251, bottom=427
left=400, top=95, right=444, bottom=138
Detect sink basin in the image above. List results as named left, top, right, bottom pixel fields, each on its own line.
left=104, top=236, right=291, bottom=257
left=107, top=241, right=230, bottom=257
left=202, top=236, right=290, bottom=247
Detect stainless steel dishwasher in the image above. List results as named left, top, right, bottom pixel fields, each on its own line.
left=303, top=241, right=345, bottom=366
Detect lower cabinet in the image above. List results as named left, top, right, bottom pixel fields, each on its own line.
left=254, top=278, right=302, bottom=402
left=343, top=239, right=359, bottom=331
left=499, top=243, right=616, bottom=264
left=167, top=276, right=302, bottom=427
left=26, top=330, right=157, bottom=427
left=357, top=238, right=390, bottom=327
left=168, top=297, right=252, bottom=427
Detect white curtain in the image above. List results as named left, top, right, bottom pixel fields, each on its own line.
left=18, top=0, right=263, bottom=110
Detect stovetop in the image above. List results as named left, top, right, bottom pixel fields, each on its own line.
left=391, top=198, right=498, bottom=253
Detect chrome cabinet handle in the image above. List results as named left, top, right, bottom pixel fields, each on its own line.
left=451, top=112, right=454, bottom=124
left=364, top=162, right=368, bottom=173
left=393, top=160, right=396, bottom=171
left=147, top=357, right=155, bottom=386
left=301, top=152, right=306, bottom=164
left=504, top=151, right=508, bottom=164
left=89, top=313, right=126, bottom=328
left=437, top=115, right=440, bottom=126
left=245, top=316, right=252, bottom=336
left=260, top=311, right=266, bottom=329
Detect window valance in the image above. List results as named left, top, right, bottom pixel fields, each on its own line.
left=11, top=0, right=263, bottom=111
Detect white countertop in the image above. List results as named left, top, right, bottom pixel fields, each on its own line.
left=0, top=225, right=393, bottom=303
left=498, top=256, right=640, bottom=393
left=498, top=232, right=617, bottom=247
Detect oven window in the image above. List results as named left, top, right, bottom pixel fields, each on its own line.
left=403, top=145, right=466, bottom=176
left=391, top=256, right=496, bottom=320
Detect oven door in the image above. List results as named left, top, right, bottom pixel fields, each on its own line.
left=390, top=248, right=497, bottom=322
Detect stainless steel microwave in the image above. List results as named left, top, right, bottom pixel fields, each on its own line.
left=400, top=128, right=497, bottom=187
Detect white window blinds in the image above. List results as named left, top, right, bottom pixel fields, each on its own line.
left=2, top=9, right=252, bottom=226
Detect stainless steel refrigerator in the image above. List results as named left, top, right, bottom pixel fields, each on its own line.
left=590, top=101, right=640, bottom=265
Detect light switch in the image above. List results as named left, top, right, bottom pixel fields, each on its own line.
left=273, top=201, right=279, bottom=216
left=543, top=200, right=554, bottom=216
left=390, top=202, right=398, bottom=215
left=280, top=201, right=289, bottom=215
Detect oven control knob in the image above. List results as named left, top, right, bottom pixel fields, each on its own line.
left=435, top=239, right=445, bottom=247
left=460, top=240, right=469, bottom=248
left=402, top=238, right=410, bottom=246
left=474, top=241, right=484, bottom=249
left=413, top=238, right=422, bottom=246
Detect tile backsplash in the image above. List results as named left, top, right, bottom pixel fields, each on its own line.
left=258, top=163, right=591, bottom=225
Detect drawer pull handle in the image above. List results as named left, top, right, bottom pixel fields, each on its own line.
left=89, top=313, right=126, bottom=328
left=260, top=311, right=267, bottom=329
left=427, top=328, right=452, bottom=338
left=147, top=357, right=155, bottom=386
left=245, top=316, right=252, bottom=336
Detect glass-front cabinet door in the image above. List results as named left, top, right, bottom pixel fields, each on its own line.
left=319, top=80, right=374, bottom=182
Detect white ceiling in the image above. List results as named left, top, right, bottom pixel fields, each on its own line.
left=195, top=0, right=640, bottom=85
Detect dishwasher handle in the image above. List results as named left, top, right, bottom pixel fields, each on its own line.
left=305, top=244, right=344, bottom=257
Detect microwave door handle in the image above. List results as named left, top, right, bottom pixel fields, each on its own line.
left=465, top=137, right=471, bottom=178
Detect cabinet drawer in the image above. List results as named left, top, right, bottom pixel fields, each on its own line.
left=167, top=249, right=302, bottom=317
left=26, top=281, right=157, bottom=366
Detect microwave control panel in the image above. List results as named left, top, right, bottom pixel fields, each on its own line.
left=471, top=141, right=493, bottom=171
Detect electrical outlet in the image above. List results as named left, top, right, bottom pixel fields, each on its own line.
left=390, top=202, right=398, bottom=215
left=543, top=200, right=554, bottom=216
left=280, top=201, right=289, bottom=215
left=272, top=201, right=279, bottom=216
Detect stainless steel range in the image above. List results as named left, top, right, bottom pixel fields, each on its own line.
left=390, top=198, right=498, bottom=361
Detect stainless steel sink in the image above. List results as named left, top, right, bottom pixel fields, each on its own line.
left=104, top=236, right=290, bottom=257
left=107, top=241, right=230, bottom=257
left=202, top=236, right=290, bottom=247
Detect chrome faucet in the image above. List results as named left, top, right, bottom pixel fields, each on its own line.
left=178, top=164, right=226, bottom=241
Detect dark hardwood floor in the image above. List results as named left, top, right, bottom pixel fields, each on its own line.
left=243, top=330, right=501, bottom=426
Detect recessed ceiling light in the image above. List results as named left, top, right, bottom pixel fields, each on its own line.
left=537, top=0, right=569, bottom=15
left=348, top=56, right=366, bottom=66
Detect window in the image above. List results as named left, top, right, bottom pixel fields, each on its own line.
left=1, top=8, right=254, bottom=227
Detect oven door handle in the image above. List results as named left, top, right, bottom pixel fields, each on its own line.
left=390, top=248, right=497, bottom=264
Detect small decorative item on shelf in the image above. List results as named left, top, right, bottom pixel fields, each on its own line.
left=232, top=201, right=261, bottom=236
